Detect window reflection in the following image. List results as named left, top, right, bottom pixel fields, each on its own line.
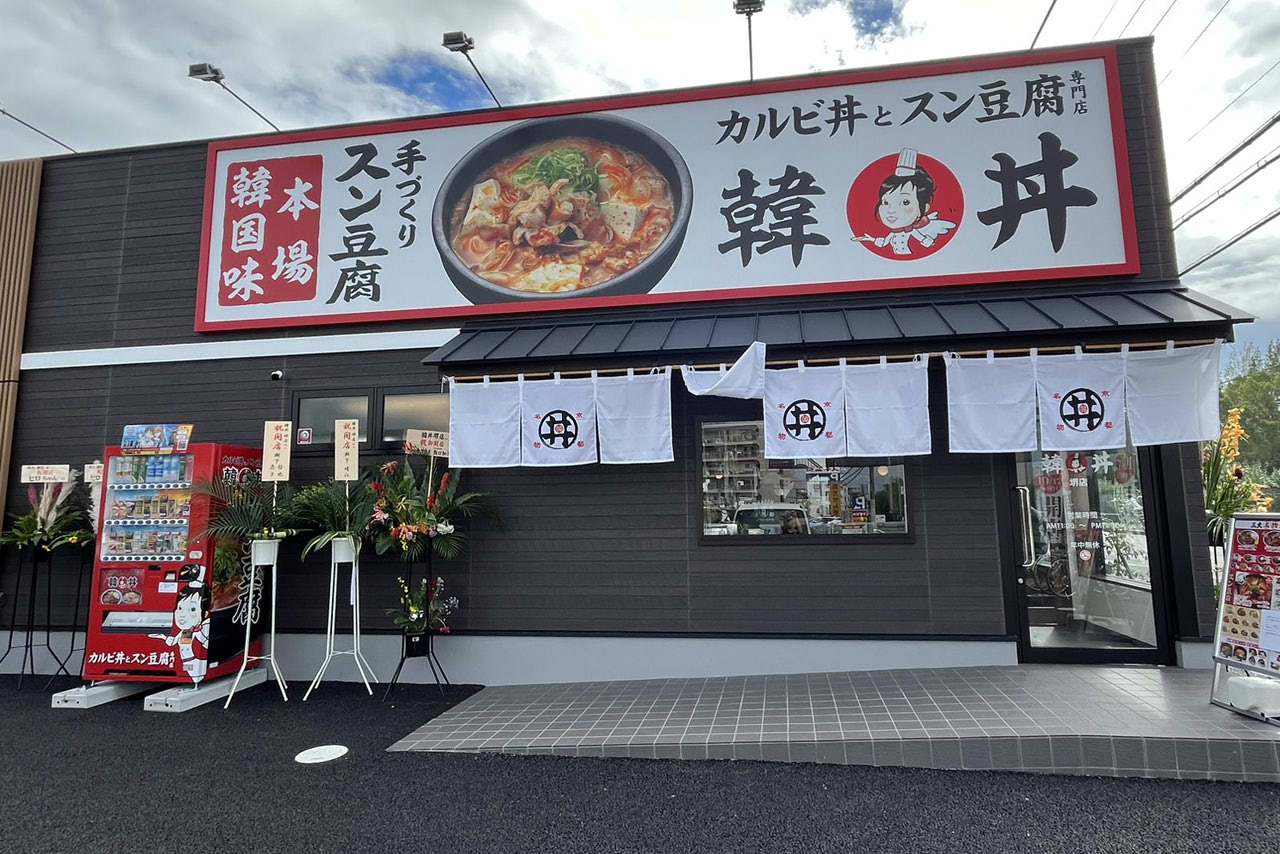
left=701, top=420, right=907, bottom=537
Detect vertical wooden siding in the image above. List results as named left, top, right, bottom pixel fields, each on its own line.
left=0, top=158, right=43, bottom=526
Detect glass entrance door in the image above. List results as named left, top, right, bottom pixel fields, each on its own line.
left=1011, top=447, right=1171, bottom=663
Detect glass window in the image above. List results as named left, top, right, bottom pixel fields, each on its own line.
left=382, top=393, right=449, bottom=444
left=701, top=420, right=907, bottom=537
left=298, top=396, right=369, bottom=444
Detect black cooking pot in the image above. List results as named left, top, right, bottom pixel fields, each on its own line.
left=431, top=114, right=693, bottom=305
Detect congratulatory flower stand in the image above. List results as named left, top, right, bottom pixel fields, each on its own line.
left=369, top=450, right=489, bottom=701
left=0, top=477, right=94, bottom=690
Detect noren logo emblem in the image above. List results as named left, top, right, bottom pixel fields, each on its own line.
left=1059, top=388, right=1104, bottom=432
left=538, top=410, right=578, bottom=449
left=782, top=399, right=826, bottom=440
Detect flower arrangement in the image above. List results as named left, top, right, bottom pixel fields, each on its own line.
left=192, top=478, right=300, bottom=543
left=0, top=475, right=93, bottom=552
left=1203, top=408, right=1274, bottom=547
left=386, top=575, right=458, bottom=634
left=285, top=475, right=377, bottom=559
left=367, top=449, right=491, bottom=562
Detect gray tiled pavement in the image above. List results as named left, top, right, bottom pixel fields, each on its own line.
left=388, top=665, right=1280, bottom=781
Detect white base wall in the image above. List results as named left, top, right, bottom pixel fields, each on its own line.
left=1176, top=640, right=1215, bottom=669
left=3, top=631, right=1017, bottom=685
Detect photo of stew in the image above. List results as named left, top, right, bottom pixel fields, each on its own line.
left=1264, top=530, right=1280, bottom=548
left=1237, top=529, right=1259, bottom=548
left=1235, top=572, right=1272, bottom=606
left=100, top=589, right=122, bottom=605
left=448, top=138, right=675, bottom=294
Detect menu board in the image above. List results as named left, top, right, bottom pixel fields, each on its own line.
left=1213, top=513, right=1280, bottom=677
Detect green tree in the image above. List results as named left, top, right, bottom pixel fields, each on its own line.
left=1220, top=341, right=1280, bottom=471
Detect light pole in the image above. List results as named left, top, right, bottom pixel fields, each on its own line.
left=0, top=106, right=75, bottom=153
left=187, top=63, right=280, bottom=132
left=442, top=31, right=502, bottom=109
left=734, top=0, right=765, bottom=81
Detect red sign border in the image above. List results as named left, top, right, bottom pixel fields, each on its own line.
left=195, top=44, right=1140, bottom=333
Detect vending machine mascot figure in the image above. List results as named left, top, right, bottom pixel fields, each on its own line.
left=149, top=566, right=211, bottom=685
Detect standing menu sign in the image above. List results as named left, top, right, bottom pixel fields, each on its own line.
left=1213, top=514, right=1280, bottom=676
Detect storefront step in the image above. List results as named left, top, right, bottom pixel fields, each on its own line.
left=389, top=664, right=1280, bottom=782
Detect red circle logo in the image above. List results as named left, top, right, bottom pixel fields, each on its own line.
left=846, top=150, right=964, bottom=261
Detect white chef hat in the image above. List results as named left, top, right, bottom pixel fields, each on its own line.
left=895, top=148, right=918, bottom=177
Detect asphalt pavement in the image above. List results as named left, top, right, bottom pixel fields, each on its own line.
left=1, top=675, right=1275, bottom=854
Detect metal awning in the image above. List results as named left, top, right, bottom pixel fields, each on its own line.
left=424, top=285, right=1250, bottom=369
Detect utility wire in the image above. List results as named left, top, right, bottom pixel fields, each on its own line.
left=1092, top=0, right=1121, bottom=39
left=1180, top=205, right=1280, bottom=276
left=1173, top=142, right=1280, bottom=230
left=1159, top=0, right=1230, bottom=86
left=1149, top=0, right=1179, bottom=35
left=1186, top=57, right=1280, bottom=143
left=1118, top=0, right=1150, bottom=38
left=0, top=106, right=75, bottom=153
left=1173, top=110, right=1280, bottom=203
left=1030, top=0, right=1058, bottom=49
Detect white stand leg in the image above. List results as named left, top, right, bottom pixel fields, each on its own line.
left=304, top=540, right=377, bottom=700
left=303, top=553, right=341, bottom=701
left=351, top=552, right=379, bottom=689
left=223, top=561, right=259, bottom=709
left=224, top=558, right=289, bottom=709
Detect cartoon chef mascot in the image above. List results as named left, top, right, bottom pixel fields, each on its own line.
left=149, top=566, right=211, bottom=685
left=852, top=148, right=956, bottom=256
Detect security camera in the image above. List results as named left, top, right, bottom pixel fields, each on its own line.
left=270, top=370, right=284, bottom=381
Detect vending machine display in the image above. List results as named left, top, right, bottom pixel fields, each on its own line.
left=83, top=443, right=266, bottom=684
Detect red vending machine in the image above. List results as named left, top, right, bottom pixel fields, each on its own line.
left=84, top=442, right=265, bottom=684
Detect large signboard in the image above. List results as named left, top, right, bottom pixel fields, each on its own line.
left=197, top=45, right=1137, bottom=332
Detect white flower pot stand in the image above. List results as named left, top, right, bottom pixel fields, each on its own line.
left=304, top=536, right=378, bottom=700
left=224, top=538, right=289, bottom=708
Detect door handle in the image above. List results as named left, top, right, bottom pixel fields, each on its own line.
left=1015, top=486, right=1034, bottom=569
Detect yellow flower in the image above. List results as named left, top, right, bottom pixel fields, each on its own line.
left=69, top=535, right=78, bottom=543
left=1220, top=408, right=1248, bottom=464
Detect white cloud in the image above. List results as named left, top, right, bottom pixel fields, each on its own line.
left=2, top=0, right=1278, bottom=325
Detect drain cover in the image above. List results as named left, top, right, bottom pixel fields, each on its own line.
left=295, top=744, right=349, bottom=764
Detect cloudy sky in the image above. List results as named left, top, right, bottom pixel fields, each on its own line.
left=2, top=0, right=1277, bottom=346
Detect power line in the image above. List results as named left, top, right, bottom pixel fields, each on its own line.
left=0, top=106, right=75, bottom=153
left=1030, top=0, right=1059, bottom=49
left=1172, top=109, right=1280, bottom=203
left=1092, top=0, right=1121, bottom=39
left=1173, top=142, right=1280, bottom=230
left=1186, top=56, right=1280, bottom=143
left=1180, top=205, right=1280, bottom=276
left=1159, top=0, right=1230, bottom=86
left=1149, top=0, right=1179, bottom=35
left=1117, top=0, right=1150, bottom=38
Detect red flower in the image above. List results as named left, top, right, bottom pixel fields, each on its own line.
left=440, top=472, right=451, bottom=492
left=369, top=482, right=385, bottom=493
left=380, top=460, right=399, bottom=475
left=1234, top=467, right=1245, bottom=480
left=439, top=626, right=450, bottom=634
left=427, top=495, right=436, bottom=510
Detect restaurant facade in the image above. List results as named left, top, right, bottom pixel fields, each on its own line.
left=0, top=36, right=1250, bottom=685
